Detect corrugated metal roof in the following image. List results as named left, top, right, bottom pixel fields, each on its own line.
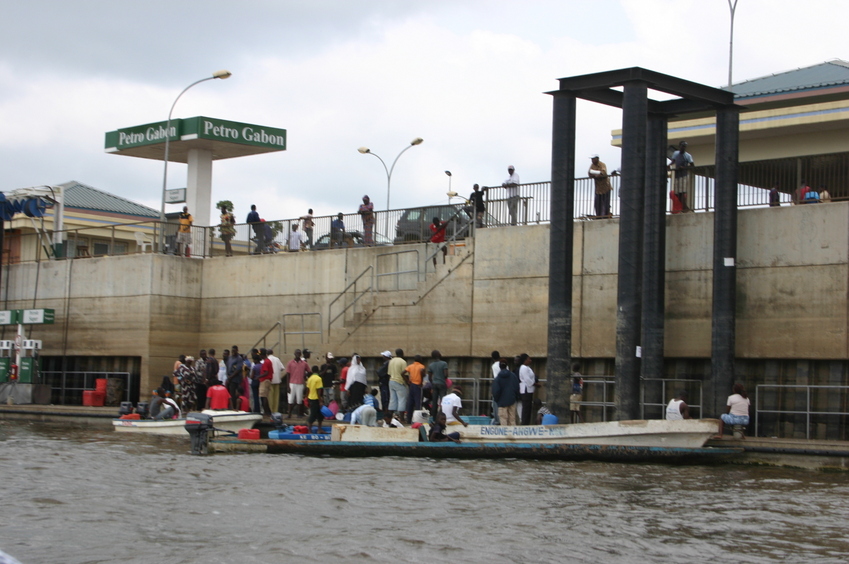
left=727, top=60, right=849, bottom=99
left=59, top=181, right=159, bottom=218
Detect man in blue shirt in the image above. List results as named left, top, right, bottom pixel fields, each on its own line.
left=331, top=213, right=345, bottom=248
left=246, top=204, right=264, bottom=253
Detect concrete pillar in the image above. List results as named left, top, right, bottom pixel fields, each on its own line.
left=615, top=81, right=647, bottom=421
left=640, top=113, right=668, bottom=406
left=707, top=106, right=739, bottom=417
left=546, top=92, right=577, bottom=419
left=186, top=148, right=213, bottom=227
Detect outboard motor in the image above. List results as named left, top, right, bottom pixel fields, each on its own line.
left=135, top=401, right=150, bottom=419
left=118, top=402, right=134, bottom=417
left=185, top=412, right=213, bottom=455
left=271, top=412, right=283, bottom=427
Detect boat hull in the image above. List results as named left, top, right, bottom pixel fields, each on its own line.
left=451, top=419, right=720, bottom=448
left=112, top=410, right=261, bottom=436
left=210, top=438, right=741, bottom=463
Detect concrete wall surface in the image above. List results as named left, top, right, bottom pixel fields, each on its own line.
left=4, top=202, right=849, bottom=393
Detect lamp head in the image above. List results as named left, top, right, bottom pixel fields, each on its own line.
left=445, top=171, right=452, bottom=177
left=358, top=147, right=371, bottom=154
left=447, top=191, right=458, bottom=198
left=410, top=137, right=424, bottom=146
left=212, top=70, right=232, bottom=79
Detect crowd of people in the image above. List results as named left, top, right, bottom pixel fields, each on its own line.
left=151, top=346, right=589, bottom=431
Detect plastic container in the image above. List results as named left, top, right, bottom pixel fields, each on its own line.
left=95, top=378, right=108, bottom=393
left=465, top=415, right=491, bottom=425
left=238, top=428, right=260, bottom=440
left=92, top=391, right=105, bottom=407
left=82, top=390, right=97, bottom=406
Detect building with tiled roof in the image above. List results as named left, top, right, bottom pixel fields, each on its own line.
left=3, top=181, right=160, bottom=261
left=612, top=60, right=849, bottom=202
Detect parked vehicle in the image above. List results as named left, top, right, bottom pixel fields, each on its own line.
left=313, top=230, right=393, bottom=250
left=394, top=204, right=473, bottom=244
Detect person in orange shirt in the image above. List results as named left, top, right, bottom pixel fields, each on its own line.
left=405, top=354, right=426, bottom=418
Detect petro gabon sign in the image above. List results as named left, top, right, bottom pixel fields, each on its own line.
left=105, top=117, right=286, bottom=152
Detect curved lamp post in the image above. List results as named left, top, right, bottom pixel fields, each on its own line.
left=358, top=137, right=423, bottom=213
left=159, top=69, right=232, bottom=251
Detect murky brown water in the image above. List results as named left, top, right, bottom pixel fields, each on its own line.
left=1, top=421, right=848, bottom=564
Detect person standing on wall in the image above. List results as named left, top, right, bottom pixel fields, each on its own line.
left=177, top=206, right=193, bottom=257
left=502, top=165, right=521, bottom=225
left=588, top=154, right=613, bottom=218
left=669, top=142, right=695, bottom=212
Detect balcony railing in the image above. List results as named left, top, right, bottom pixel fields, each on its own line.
left=4, top=166, right=846, bottom=264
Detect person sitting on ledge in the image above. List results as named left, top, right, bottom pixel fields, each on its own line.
left=428, top=412, right=460, bottom=443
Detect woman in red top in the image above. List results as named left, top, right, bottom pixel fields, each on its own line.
left=429, top=217, right=447, bottom=267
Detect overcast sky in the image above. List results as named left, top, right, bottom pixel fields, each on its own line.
left=1, top=0, right=846, bottom=224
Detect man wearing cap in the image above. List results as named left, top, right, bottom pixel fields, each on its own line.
left=285, top=349, right=310, bottom=417
left=589, top=155, right=613, bottom=218
left=502, top=165, right=521, bottom=225
left=358, top=195, right=376, bottom=246
left=377, top=351, right=392, bottom=413
left=670, top=141, right=695, bottom=212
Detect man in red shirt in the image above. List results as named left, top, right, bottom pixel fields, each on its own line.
left=285, top=349, right=310, bottom=418
left=205, top=379, right=231, bottom=410
left=258, top=349, right=274, bottom=418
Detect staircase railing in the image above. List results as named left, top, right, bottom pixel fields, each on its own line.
left=250, top=321, right=282, bottom=353
left=328, top=265, right=374, bottom=335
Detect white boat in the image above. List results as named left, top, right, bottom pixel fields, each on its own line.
left=327, top=419, right=718, bottom=448
left=446, top=419, right=720, bottom=448
left=112, top=410, right=261, bottom=436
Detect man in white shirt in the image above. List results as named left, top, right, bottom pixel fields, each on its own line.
left=518, top=354, right=537, bottom=425
left=502, top=165, right=520, bottom=225
left=440, top=387, right=468, bottom=426
left=288, top=224, right=306, bottom=252
left=350, top=403, right=377, bottom=426
left=267, top=348, right=285, bottom=414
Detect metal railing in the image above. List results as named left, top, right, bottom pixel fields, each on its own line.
left=376, top=250, right=420, bottom=291
left=755, top=384, right=849, bottom=440
left=281, top=313, right=322, bottom=354
left=641, top=378, right=704, bottom=420
left=7, top=161, right=848, bottom=265
left=250, top=322, right=282, bottom=354
left=40, top=370, right=132, bottom=405
left=328, top=265, right=374, bottom=334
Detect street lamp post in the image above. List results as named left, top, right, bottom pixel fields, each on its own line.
left=159, top=69, right=232, bottom=252
left=358, top=137, right=423, bottom=239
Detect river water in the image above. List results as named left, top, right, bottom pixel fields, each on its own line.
left=1, top=421, right=848, bottom=564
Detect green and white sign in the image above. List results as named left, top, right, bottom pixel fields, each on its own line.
left=0, top=310, right=20, bottom=325
left=22, top=309, right=54, bottom=325
left=105, top=116, right=286, bottom=152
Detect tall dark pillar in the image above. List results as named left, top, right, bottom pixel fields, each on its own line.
left=707, top=106, right=740, bottom=417
left=546, top=92, right=577, bottom=418
left=640, top=113, right=668, bottom=405
left=615, top=81, right=648, bottom=420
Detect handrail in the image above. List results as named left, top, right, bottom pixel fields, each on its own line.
left=376, top=249, right=420, bottom=290
left=281, top=313, right=322, bottom=354
left=328, top=265, right=374, bottom=332
left=755, top=384, right=849, bottom=440
left=250, top=321, right=282, bottom=353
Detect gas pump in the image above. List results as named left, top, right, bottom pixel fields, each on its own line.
left=20, top=340, right=41, bottom=384
left=0, top=341, right=13, bottom=382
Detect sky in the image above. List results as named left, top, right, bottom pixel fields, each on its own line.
left=1, top=0, right=847, bottom=225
